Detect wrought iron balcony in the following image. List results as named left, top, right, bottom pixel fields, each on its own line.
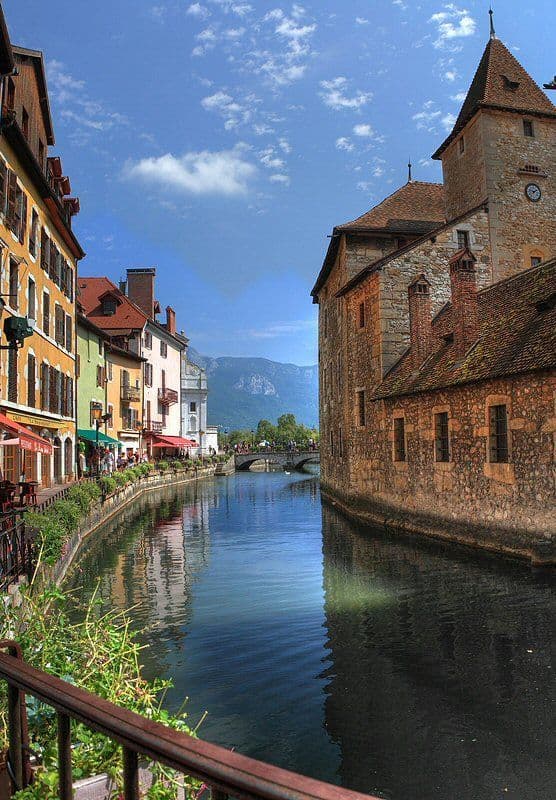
left=121, top=384, right=141, bottom=402
left=144, top=420, right=164, bottom=433
left=158, top=387, right=178, bottom=406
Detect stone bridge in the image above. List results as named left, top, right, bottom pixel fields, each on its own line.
left=234, top=450, right=320, bottom=472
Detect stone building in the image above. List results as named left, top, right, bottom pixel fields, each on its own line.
left=312, top=28, right=556, bottom=562
left=0, top=11, right=84, bottom=487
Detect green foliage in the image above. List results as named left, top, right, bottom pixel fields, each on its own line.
left=100, top=476, right=117, bottom=495
left=80, top=481, right=102, bottom=502
left=157, top=460, right=169, bottom=472
left=226, top=413, right=319, bottom=450
left=65, top=485, right=94, bottom=515
left=25, top=511, right=67, bottom=565
left=1, top=587, right=201, bottom=799
left=113, top=471, right=127, bottom=488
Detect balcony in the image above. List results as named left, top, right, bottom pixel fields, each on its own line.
left=121, top=384, right=141, bottom=402
left=158, top=387, right=178, bottom=406
left=144, top=420, right=164, bottom=433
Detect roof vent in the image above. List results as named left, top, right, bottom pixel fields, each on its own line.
left=502, top=74, right=520, bottom=92
left=535, top=292, right=556, bottom=313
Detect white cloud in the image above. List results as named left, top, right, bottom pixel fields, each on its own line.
left=124, top=147, right=256, bottom=196
left=441, top=112, right=457, bottom=131
left=444, top=69, right=457, bottom=82
left=246, top=319, right=315, bottom=338
left=451, top=91, right=466, bottom=102
left=355, top=17, right=369, bottom=25
left=412, top=100, right=442, bottom=131
left=429, top=5, right=476, bottom=49
left=269, top=173, right=290, bottom=185
left=335, top=137, right=354, bottom=152
left=357, top=181, right=373, bottom=192
left=320, top=77, right=372, bottom=111
left=353, top=123, right=375, bottom=137
left=187, top=3, right=211, bottom=19
left=259, top=146, right=285, bottom=170
left=372, top=165, right=384, bottom=177
left=278, top=138, right=292, bottom=154
left=392, top=0, right=407, bottom=9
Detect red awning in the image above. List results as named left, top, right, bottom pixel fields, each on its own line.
left=0, top=412, right=54, bottom=455
left=150, top=435, right=197, bottom=449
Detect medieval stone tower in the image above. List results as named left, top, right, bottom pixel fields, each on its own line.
left=433, top=30, right=556, bottom=282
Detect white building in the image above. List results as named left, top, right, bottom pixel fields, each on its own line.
left=179, top=344, right=218, bottom=456
left=125, top=269, right=184, bottom=447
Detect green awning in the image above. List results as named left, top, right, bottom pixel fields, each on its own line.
left=78, top=428, right=122, bottom=446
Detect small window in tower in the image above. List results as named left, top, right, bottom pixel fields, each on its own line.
left=458, top=136, right=465, bottom=154
left=488, top=404, right=509, bottom=463
left=393, top=417, right=406, bottom=462
left=356, top=390, right=365, bottom=427
left=358, top=301, right=365, bottom=328
left=457, top=230, right=469, bottom=250
left=523, top=119, right=534, bottom=138
left=530, top=256, right=542, bottom=267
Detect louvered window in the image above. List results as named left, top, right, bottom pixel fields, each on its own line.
left=6, top=170, right=17, bottom=232
left=49, top=365, right=57, bottom=413
left=54, top=305, right=65, bottom=346
left=65, top=314, right=72, bottom=352
left=41, top=363, right=50, bottom=410
left=9, top=259, right=18, bottom=310
left=27, top=354, right=36, bottom=408
left=0, top=160, right=7, bottom=216
left=41, top=229, right=50, bottom=272
left=7, top=348, right=17, bottom=403
left=43, top=292, right=50, bottom=337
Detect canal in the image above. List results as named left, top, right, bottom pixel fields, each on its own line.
left=67, top=472, right=555, bottom=800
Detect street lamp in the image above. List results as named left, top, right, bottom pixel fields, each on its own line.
left=250, top=429, right=255, bottom=451
left=0, top=297, right=35, bottom=349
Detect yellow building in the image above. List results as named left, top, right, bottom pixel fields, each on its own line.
left=104, top=342, right=145, bottom=457
left=0, top=34, right=84, bottom=485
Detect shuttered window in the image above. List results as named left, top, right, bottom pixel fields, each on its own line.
left=41, top=228, right=50, bottom=272
left=27, top=353, right=36, bottom=408
left=16, top=189, right=27, bottom=244
left=43, top=292, right=50, bottom=337
left=8, top=348, right=17, bottom=403
left=49, top=365, right=57, bottom=413
left=54, top=304, right=65, bottom=346
left=9, top=259, right=18, bottom=310
left=6, top=170, right=17, bottom=232
left=29, top=210, right=39, bottom=257
left=41, top=363, right=50, bottom=410
left=0, top=160, right=7, bottom=216
left=28, top=278, right=36, bottom=321
left=65, top=314, right=72, bottom=352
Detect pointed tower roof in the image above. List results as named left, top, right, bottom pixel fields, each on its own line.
left=433, top=38, right=556, bottom=159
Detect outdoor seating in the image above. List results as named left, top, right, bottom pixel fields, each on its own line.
left=18, top=481, right=39, bottom=507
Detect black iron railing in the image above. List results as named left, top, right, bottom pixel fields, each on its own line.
left=0, top=514, right=35, bottom=593
left=0, top=643, right=377, bottom=800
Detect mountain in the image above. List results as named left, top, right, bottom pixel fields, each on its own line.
left=188, top=348, right=318, bottom=430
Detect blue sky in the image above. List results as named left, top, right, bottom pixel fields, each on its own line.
left=4, top=0, right=554, bottom=364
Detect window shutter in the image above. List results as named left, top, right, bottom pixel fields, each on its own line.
left=7, top=348, right=17, bottom=403
left=43, top=292, right=50, bottom=337
left=0, top=160, right=7, bottom=215
left=41, top=229, right=49, bottom=272
left=6, top=171, right=17, bottom=230
left=65, top=314, right=72, bottom=351
left=41, top=363, right=49, bottom=410
left=49, top=243, right=57, bottom=281
left=49, top=365, right=56, bottom=413
left=27, top=353, right=36, bottom=407
left=18, top=191, right=27, bottom=244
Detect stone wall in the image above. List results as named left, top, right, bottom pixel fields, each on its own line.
left=322, top=372, right=555, bottom=563
left=441, top=114, right=487, bottom=221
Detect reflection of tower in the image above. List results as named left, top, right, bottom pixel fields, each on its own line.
left=320, top=504, right=555, bottom=800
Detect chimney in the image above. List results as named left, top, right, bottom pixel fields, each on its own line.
left=408, top=274, right=432, bottom=370
left=166, top=306, right=176, bottom=334
left=118, top=278, right=127, bottom=295
left=449, top=248, right=479, bottom=358
left=126, top=267, right=156, bottom=319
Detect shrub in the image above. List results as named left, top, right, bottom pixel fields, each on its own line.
left=50, top=499, right=81, bottom=536
left=157, top=460, right=169, bottom=472
left=66, top=485, right=93, bottom=515
left=113, top=471, right=127, bottom=488
left=25, top=511, right=68, bottom=566
left=100, top=476, right=117, bottom=495
left=80, top=481, right=102, bottom=502
left=121, top=469, right=136, bottom=484
left=171, top=460, right=182, bottom=471
left=137, top=463, right=150, bottom=477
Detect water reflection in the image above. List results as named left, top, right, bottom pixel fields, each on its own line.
left=68, top=474, right=555, bottom=800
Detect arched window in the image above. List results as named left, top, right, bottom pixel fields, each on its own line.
left=189, top=414, right=197, bottom=432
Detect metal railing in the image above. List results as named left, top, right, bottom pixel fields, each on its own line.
left=121, top=384, right=141, bottom=402
left=144, top=420, right=164, bottom=433
left=35, top=477, right=96, bottom=513
left=0, top=515, right=35, bottom=593
left=158, top=387, right=179, bottom=405
left=0, top=643, right=377, bottom=800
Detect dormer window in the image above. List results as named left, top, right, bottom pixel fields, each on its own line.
left=523, top=119, right=534, bottom=138
left=457, top=230, right=469, bottom=249
left=102, top=297, right=117, bottom=316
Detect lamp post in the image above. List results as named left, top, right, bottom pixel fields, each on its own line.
left=250, top=429, right=255, bottom=451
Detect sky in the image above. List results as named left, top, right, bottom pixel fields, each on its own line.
left=4, top=0, right=555, bottom=365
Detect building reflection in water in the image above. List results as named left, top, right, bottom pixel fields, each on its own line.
left=320, top=503, right=555, bottom=800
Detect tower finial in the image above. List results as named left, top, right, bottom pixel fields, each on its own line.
left=489, top=6, right=496, bottom=39
left=408, top=158, right=412, bottom=183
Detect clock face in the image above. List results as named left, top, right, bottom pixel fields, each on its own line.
left=525, top=183, right=542, bottom=202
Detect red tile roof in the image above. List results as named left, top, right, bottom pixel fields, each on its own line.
left=337, top=181, right=445, bottom=231
left=373, top=259, right=556, bottom=399
left=78, top=277, right=147, bottom=332
left=434, top=38, right=556, bottom=158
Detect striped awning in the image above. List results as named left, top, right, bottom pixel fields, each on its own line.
left=0, top=412, right=53, bottom=455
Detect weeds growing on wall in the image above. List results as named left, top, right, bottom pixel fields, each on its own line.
left=0, top=585, right=204, bottom=799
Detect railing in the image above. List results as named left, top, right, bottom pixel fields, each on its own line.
left=121, top=384, right=141, bottom=402
left=0, top=515, right=35, bottom=593
left=158, top=387, right=179, bottom=406
left=144, top=420, right=164, bottom=433
left=0, top=643, right=377, bottom=800
left=35, top=477, right=96, bottom=514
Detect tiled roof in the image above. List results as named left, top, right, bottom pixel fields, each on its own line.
left=373, top=259, right=556, bottom=399
left=434, top=38, right=556, bottom=158
left=311, top=181, right=446, bottom=299
left=337, top=181, right=445, bottom=230
left=78, top=277, right=147, bottom=332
